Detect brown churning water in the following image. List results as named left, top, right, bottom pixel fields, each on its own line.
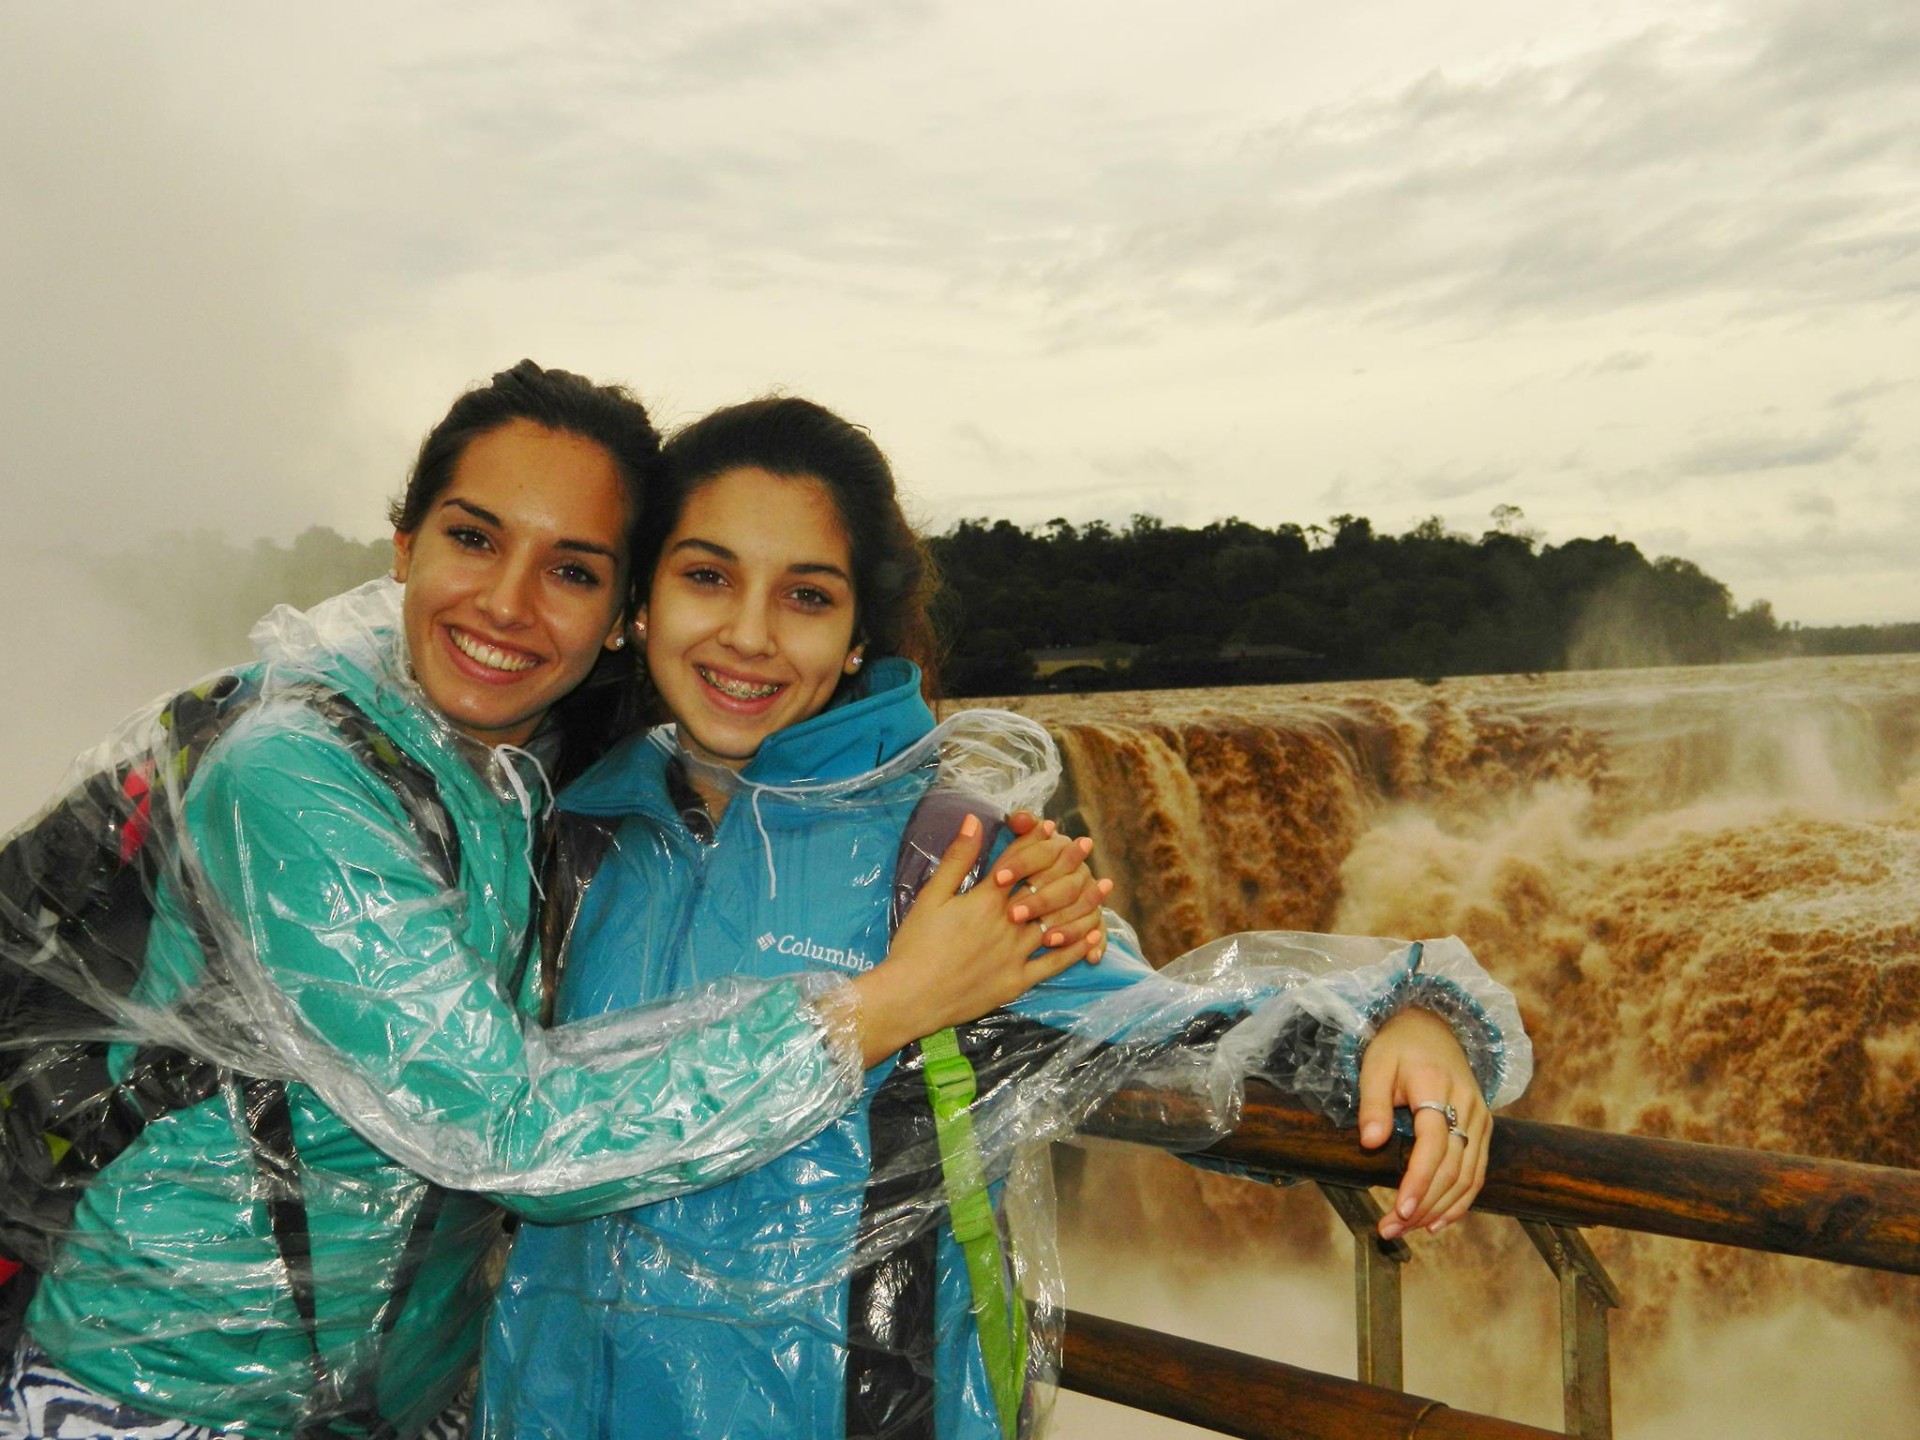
left=956, top=654, right=1920, bottom=1435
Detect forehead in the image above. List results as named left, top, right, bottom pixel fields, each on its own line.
left=674, top=466, right=851, bottom=566
left=445, top=419, right=630, bottom=542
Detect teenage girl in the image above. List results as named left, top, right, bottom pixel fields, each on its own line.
left=476, top=397, right=1529, bottom=1440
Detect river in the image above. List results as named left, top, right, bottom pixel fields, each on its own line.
left=948, top=655, right=1920, bottom=1435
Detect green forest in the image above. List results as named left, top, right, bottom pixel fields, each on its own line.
left=109, top=513, right=1915, bottom=698
left=929, top=509, right=1908, bottom=695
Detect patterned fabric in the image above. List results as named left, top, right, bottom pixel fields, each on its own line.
left=0, top=1338, right=227, bottom=1439
left=0, top=1338, right=471, bottom=1440
left=415, top=1395, right=472, bottom=1440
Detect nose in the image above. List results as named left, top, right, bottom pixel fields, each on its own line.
left=718, top=592, right=775, bottom=657
left=477, top=555, right=537, bottom=628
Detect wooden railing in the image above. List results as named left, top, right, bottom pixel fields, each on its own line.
left=1055, top=1081, right=1920, bottom=1438
left=1063, top=1311, right=1566, bottom=1440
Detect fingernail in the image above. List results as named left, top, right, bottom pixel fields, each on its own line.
left=1096, top=878, right=1114, bottom=897
left=1046, top=930, right=1065, bottom=947
left=1042, top=819, right=1057, bottom=837
left=961, top=814, right=980, bottom=838
left=1076, top=836, right=1093, bottom=856
left=1399, top=1197, right=1416, bottom=1219
left=1428, top=1218, right=1449, bottom=1234
left=1379, top=1220, right=1402, bottom=1240
left=1011, top=905, right=1031, bottom=923
left=995, top=868, right=1015, bottom=887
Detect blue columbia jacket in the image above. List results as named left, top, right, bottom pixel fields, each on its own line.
left=478, top=658, right=1526, bottom=1440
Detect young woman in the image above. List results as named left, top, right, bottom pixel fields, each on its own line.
left=0, top=364, right=1102, bottom=1440
left=476, top=397, right=1532, bottom=1440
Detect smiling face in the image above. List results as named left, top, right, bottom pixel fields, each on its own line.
left=642, top=465, right=863, bottom=797
left=392, top=418, right=631, bottom=749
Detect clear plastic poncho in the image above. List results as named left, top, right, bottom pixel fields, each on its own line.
left=473, top=661, right=1533, bottom=1440
left=0, top=581, right=871, bottom=1439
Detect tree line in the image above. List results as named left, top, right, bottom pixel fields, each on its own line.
left=927, top=509, right=1888, bottom=695
left=93, top=517, right=1914, bottom=699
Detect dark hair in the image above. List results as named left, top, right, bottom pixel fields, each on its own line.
left=389, top=359, right=662, bottom=537
left=392, top=360, right=663, bottom=779
left=648, top=397, right=942, bottom=697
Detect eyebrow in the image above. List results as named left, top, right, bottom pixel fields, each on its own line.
left=669, top=537, right=852, bottom=583
left=440, top=498, right=619, bottom=561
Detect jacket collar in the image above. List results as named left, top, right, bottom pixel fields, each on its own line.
left=251, top=578, right=550, bottom=821
left=561, top=657, right=933, bottom=819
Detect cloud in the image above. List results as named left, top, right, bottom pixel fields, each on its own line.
left=309, top=0, right=953, bottom=296
left=949, top=422, right=1036, bottom=470
left=1828, top=378, right=1907, bottom=409
left=0, top=12, right=368, bottom=546
left=46, top=0, right=1910, bottom=382
left=390, top=0, right=936, bottom=102
left=1717, top=520, right=1916, bottom=576
left=1583, top=350, right=1653, bottom=378
left=1675, top=420, right=1863, bottom=476
left=1412, top=465, right=1518, bottom=502
left=1789, top=490, right=1838, bottom=518
left=628, top=0, right=937, bottom=90
left=1086, top=446, right=1194, bottom=482
left=5, top=0, right=1915, bottom=640
left=979, top=1, right=1920, bottom=341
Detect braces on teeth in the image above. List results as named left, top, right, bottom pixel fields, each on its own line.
left=701, top=667, right=780, bottom=700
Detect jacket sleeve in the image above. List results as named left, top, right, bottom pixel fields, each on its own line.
left=954, top=814, right=1529, bottom=1138
left=1003, top=917, right=1530, bottom=1127
left=182, top=713, right=865, bottom=1216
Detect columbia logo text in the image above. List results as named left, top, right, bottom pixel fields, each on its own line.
left=769, top=933, right=867, bottom=972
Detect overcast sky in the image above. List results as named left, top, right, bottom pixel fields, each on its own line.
left=4, top=0, right=1918, bottom=802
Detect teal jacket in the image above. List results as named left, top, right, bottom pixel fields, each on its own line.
left=23, top=582, right=860, bottom=1439
left=476, top=658, right=1532, bottom=1440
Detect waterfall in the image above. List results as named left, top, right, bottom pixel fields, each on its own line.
left=953, top=655, right=1920, bottom=1434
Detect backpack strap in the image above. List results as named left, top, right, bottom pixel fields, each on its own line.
left=302, top=688, right=463, bottom=885
left=248, top=1065, right=444, bottom=1440
left=242, top=1077, right=325, bottom=1393
left=892, top=789, right=1030, bottom=1440
left=534, top=812, right=618, bottom=1026
left=240, top=688, right=464, bottom=1439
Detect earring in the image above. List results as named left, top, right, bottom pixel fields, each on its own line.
left=610, top=635, right=626, bottom=650
left=847, top=654, right=864, bottom=672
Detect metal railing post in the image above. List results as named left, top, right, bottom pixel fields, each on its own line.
left=1520, top=1220, right=1621, bottom=1440
left=1316, top=1182, right=1410, bottom=1390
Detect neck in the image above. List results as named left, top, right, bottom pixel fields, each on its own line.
left=694, top=775, right=731, bottom=822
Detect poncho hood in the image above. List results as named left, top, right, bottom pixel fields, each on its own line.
left=248, top=576, right=551, bottom=811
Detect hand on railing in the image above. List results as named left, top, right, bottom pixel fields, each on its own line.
left=1357, top=1008, right=1491, bottom=1239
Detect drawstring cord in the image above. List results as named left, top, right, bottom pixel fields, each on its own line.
left=493, top=743, right=554, bottom=901
left=672, top=745, right=779, bottom=899
left=750, top=786, right=778, bottom=900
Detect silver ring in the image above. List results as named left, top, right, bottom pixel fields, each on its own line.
left=1413, top=1100, right=1458, bottom=1130
left=1448, top=1127, right=1469, bottom=1145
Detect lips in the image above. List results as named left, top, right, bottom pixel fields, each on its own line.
left=448, top=626, right=541, bottom=675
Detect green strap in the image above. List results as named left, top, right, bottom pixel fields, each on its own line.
left=922, top=1025, right=1027, bottom=1440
